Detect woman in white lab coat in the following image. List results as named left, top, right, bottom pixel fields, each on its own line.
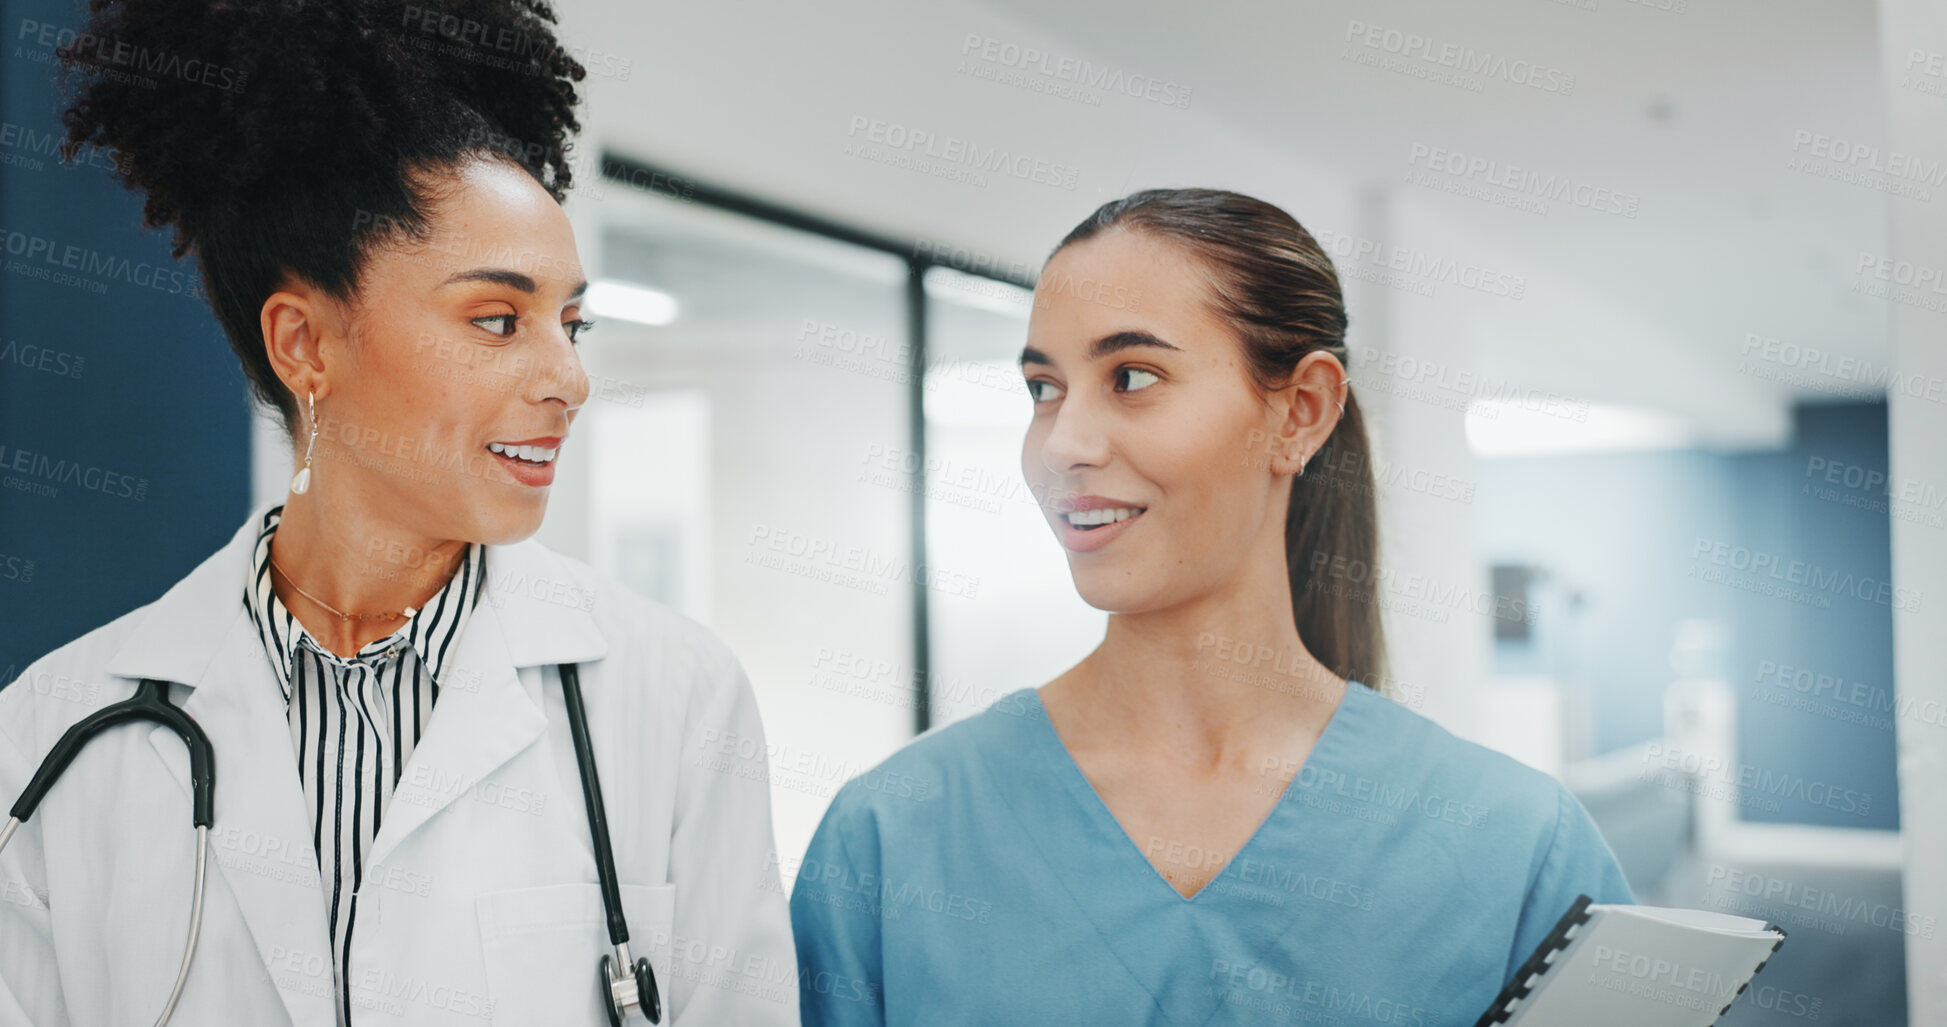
left=0, top=1, right=797, bottom=1024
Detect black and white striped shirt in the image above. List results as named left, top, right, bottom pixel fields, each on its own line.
left=243, top=505, right=483, bottom=1025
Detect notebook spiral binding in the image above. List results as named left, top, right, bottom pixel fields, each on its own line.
left=1472, top=895, right=1789, bottom=1027
left=1709, top=926, right=1788, bottom=1025
left=1473, top=894, right=1596, bottom=1027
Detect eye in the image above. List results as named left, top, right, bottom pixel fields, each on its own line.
left=565, top=318, right=596, bottom=344
left=1116, top=366, right=1160, bottom=392
left=1025, top=378, right=1063, bottom=403
left=473, top=313, right=517, bottom=338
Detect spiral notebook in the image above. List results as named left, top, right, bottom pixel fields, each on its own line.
left=1473, top=895, right=1788, bottom=1027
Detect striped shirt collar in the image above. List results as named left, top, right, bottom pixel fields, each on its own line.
left=242, top=504, right=484, bottom=702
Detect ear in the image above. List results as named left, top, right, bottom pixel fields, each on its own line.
left=1262, top=350, right=1350, bottom=476
left=261, top=283, right=344, bottom=409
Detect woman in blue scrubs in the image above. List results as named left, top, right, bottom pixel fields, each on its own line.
left=790, top=188, right=1634, bottom=1025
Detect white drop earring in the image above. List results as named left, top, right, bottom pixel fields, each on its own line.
left=289, top=391, right=319, bottom=495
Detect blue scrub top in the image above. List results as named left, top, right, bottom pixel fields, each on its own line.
left=790, top=682, right=1635, bottom=1026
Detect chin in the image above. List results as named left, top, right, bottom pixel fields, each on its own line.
left=1069, top=569, right=1160, bottom=615
left=470, top=502, right=548, bottom=547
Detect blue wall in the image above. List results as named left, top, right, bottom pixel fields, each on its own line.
left=1476, top=402, right=1898, bottom=831
left=1725, top=404, right=1900, bottom=829
left=1, top=0, right=253, bottom=682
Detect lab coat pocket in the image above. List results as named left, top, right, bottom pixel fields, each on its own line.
left=476, top=881, right=676, bottom=1026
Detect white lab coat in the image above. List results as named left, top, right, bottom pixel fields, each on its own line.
left=0, top=503, right=801, bottom=1026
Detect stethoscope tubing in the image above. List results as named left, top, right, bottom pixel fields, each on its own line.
left=559, top=662, right=630, bottom=947
left=7, top=679, right=215, bottom=828
left=0, top=679, right=215, bottom=1027
left=1, top=665, right=659, bottom=1025
left=153, top=824, right=208, bottom=1027
left=558, top=663, right=662, bottom=1024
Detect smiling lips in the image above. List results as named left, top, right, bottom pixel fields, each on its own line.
left=1064, top=505, right=1145, bottom=529
left=486, top=435, right=562, bottom=486
left=1053, top=495, right=1148, bottom=551
left=486, top=440, right=559, bottom=465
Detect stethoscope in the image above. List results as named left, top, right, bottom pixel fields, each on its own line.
left=0, top=662, right=659, bottom=1027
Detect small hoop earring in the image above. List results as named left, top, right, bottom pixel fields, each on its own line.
left=289, top=391, right=319, bottom=495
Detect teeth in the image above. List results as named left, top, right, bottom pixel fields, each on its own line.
left=488, top=442, right=558, bottom=464
left=1064, top=506, right=1145, bottom=527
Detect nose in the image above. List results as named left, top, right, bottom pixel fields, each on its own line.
left=1037, top=388, right=1112, bottom=479
left=525, top=323, right=591, bottom=412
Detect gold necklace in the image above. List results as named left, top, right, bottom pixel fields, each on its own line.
left=267, top=551, right=437, bottom=623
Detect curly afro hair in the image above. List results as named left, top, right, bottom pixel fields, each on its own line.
left=56, top=0, right=587, bottom=431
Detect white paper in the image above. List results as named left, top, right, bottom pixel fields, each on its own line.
left=1495, top=904, right=1785, bottom=1026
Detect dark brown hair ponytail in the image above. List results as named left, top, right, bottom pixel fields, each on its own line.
left=1051, top=188, right=1387, bottom=689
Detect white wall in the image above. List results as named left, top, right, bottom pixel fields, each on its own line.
left=1878, top=0, right=1947, bottom=1020
left=556, top=0, right=1515, bottom=739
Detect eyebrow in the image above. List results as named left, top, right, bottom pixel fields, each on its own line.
left=438, top=268, right=590, bottom=301
left=1018, top=330, right=1183, bottom=368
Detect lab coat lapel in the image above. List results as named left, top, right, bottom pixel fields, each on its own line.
left=365, top=537, right=607, bottom=867
left=363, top=600, right=544, bottom=866
left=103, top=503, right=610, bottom=1022
left=154, top=620, right=339, bottom=1027
left=111, top=505, right=338, bottom=1027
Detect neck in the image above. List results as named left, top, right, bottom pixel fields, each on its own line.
left=271, top=491, right=467, bottom=657
left=1049, top=565, right=1346, bottom=759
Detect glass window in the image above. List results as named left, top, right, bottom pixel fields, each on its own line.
left=577, top=186, right=915, bottom=875
left=921, top=267, right=1104, bottom=728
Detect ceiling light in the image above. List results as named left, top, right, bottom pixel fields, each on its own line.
left=587, top=279, right=679, bottom=326
left=1466, top=400, right=1695, bottom=457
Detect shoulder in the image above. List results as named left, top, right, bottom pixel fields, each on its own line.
left=1, top=505, right=278, bottom=757
left=1300, top=683, right=1638, bottom=976
left=0, top=595, right=182, bottom=756
left=1343, top=684, right=1630, bottom=906
left=5, top=503, right=273, bottom=752
left=504, top=539, right=748, bottom=712
left=818, top=689, right=1039, bottom=833
left=1346, top=684, right=1551, bottom=790
left=1339, top=682, right=1570, bottom=839
left=868, top=688, right=1038, bottom=784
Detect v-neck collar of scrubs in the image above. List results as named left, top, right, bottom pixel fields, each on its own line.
left=984, top=681, right=1374, bottom=1026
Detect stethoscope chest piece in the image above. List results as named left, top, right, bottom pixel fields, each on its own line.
left=559, top=661, right=661, bottom=1024
left=600, top=946, right=661, bottom=1025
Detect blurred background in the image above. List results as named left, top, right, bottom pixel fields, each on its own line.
left=4, top=0, right=1943, bottom=1022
